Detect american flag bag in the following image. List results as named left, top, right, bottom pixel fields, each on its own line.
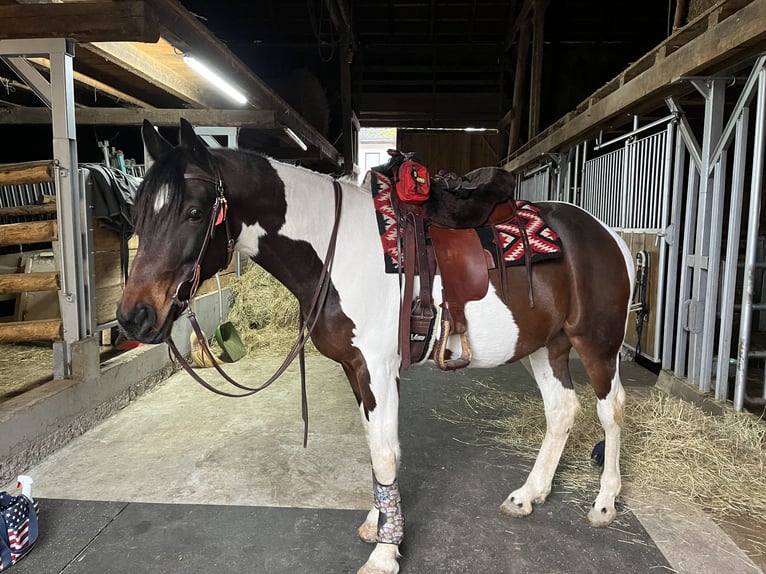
left=0, top=491, right=39, bottom=571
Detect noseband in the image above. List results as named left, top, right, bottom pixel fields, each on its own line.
left=164, top=165, right=344, bottom=448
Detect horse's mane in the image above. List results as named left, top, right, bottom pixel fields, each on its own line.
left=132, top=148, right=190, bottom=236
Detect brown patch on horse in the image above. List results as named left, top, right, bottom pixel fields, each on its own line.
left=255, top=234, right=377, bottom=416
left=316, top=310, right=377, bottom=416
left=491, top=202, right=631, bottom=400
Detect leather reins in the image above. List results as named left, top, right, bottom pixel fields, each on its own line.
left=165, top=169, right=344, bottom=447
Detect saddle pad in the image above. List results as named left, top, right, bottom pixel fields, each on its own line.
left=476, top=201, right=563, bottom=268
left=369, top=169, right=563, bottom=272
left=369, top=170, right=401, bottom=273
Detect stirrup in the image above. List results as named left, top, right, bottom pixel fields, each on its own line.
left=433, top=318, right=472, bottom=370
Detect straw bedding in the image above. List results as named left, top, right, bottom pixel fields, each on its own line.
left=434, top=379, right=766, bottom=523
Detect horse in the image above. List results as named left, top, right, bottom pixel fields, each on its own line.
left=117, top=118, right=634, bottom=574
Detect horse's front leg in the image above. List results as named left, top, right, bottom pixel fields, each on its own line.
left=355, top=362, right=402, bottom=574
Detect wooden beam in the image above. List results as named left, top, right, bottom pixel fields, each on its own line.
left=0, top=319, right=62, bottom=343
left=28, top=58, right=152, bottom=108
left=0, top=272, right=59, bottom=296
left=508, top=20, right=531, bottom=154
left=0, top=220, right=58, bottom=247
left=83, top=40, right=213, bottom=108
left=504, top=0, right=766, bottom=172
left=528, top=0, right=547, bottom=139
left=0, top=107, right=279, bottom=128
left=0, top=204, right=57, bottom=218
left=0, top=1, right=159, bottom=42
left=144, top=0, right=342, bottom=167
left=0, top=161, right=54, bottom=185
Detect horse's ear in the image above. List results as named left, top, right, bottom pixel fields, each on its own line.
left=178, top=117, right=215, bottom=173
left=142, top=119, right=172, bottom=172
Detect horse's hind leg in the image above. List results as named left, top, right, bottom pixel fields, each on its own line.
left=572, top=337, right=626, bottom=527
left=501, top=334, right=581, bottom=517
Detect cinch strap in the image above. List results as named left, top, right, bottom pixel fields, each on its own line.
left=373, top=476, right=404, bottom=545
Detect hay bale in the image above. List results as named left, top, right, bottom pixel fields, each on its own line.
left=436, top=380, right=766, bottom=521
left=227, top=264, right=317, bottom=356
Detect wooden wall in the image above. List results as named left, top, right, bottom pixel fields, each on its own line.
left=397, top=130, right=502, bottom=174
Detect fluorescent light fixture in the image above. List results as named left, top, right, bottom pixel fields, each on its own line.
left=183, top=55, right=248, bottom=105
left=283, top=126, right=308, bottom=151
left=464, top=127, right=487, bottom=132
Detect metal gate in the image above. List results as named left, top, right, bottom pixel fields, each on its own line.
left=668, top=55, right=766, bottom=411
left=579, top=122, right=676, bottom=362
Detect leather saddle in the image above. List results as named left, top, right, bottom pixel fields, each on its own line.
left=384, top=161, right=533, bottom=372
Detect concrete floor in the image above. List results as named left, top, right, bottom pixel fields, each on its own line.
left=2, top=354, right=762, bottom=574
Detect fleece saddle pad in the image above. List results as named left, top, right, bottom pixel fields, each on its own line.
left=369, top=170, right=563, bottom=274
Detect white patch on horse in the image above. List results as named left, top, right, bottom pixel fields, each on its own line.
left=153, top=184, right=171, bottom=213
left=440, top=280, right=519, bottom=368
left=235, top=222, right=267, bottom=259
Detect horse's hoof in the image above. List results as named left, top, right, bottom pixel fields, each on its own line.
left=586, top=504, right=616, bottom=527
left=357, top=544, right=400, bottom=574
left=358, top=521, right=378, bottom=544
left=357, top=566, right=399, bottom=574
left=499, top=494, right=533, bottom=518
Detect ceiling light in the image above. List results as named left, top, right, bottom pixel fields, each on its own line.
left=283, top=126, right=308, bottom=151
left=183, top=55, right=247, bottom=105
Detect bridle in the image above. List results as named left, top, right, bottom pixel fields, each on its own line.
left=164, top=162, right=344, bottom=447
left=170, top=168, right=235, bottom=312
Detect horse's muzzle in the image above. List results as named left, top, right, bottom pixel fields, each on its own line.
left=116, top=302, right=173, bottom=344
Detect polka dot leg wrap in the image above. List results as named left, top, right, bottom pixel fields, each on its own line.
left=373, top=476, right=404, bottom=545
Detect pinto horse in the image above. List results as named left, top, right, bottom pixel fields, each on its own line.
left=117, top=119, right=634, bottom=574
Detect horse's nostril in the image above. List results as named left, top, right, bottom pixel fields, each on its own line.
left=117, top=302, right=157, bottom=341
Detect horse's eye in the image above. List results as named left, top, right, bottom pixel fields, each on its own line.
left=187, top=207, right=203, bottom=222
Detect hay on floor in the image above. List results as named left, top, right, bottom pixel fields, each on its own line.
left=226, top=264, right=317, bottom=356
left=436, top=380, right=766, bottom=522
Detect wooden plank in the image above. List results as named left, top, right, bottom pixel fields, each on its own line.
left=0, top=220, right=57, bottom=247
left=0, top=161, right=54, bottom=186
left=504, top=0, right=766, bottom=172
left=0, top=107, right=279, bottom=129
left=0, top=271, right=58, bottom=295
left=0, top=319, right=61, bottom=343
left=509, top=20, right=531, bottom=154
left=528, top=0, right=548, bottom=138
left=28, top=57, right=152, bottom=109
left=0, top=204, right=56, bottom=218
left=0, top=2, right=159, bottom=43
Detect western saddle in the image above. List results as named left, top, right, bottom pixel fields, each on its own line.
left=375, top=153, right=533, bottom=372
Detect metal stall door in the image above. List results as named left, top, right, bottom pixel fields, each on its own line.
left=517, top=164, right=551, bottom=202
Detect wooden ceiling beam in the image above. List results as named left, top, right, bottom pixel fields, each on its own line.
left=0, top=1, right=159, bottom=42
left=27, top=58, right=153, bottom=108
left=0, top=107, right=279, bottom=128
left=144, top=0, right=342, bottom=166
left=82, top=40, right=215, bottom=108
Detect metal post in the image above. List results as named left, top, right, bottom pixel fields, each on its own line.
left=688, top=79, right=725, bottom=390
left=735, top=68, right=766, bottom=412
left=654, top=124, right=675, bottom=363
left=716, top=111, right=749, bottom=401
left=49, top=39, right=93, bottom=378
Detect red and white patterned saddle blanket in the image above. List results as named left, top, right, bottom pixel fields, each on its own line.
left=369, top=170, right=563, bottom=273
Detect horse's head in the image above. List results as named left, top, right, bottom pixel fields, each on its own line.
left=116, top=118, right=235, bottom=343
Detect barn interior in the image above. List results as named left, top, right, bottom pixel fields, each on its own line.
left=1, top=0, right=766, bottom=572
